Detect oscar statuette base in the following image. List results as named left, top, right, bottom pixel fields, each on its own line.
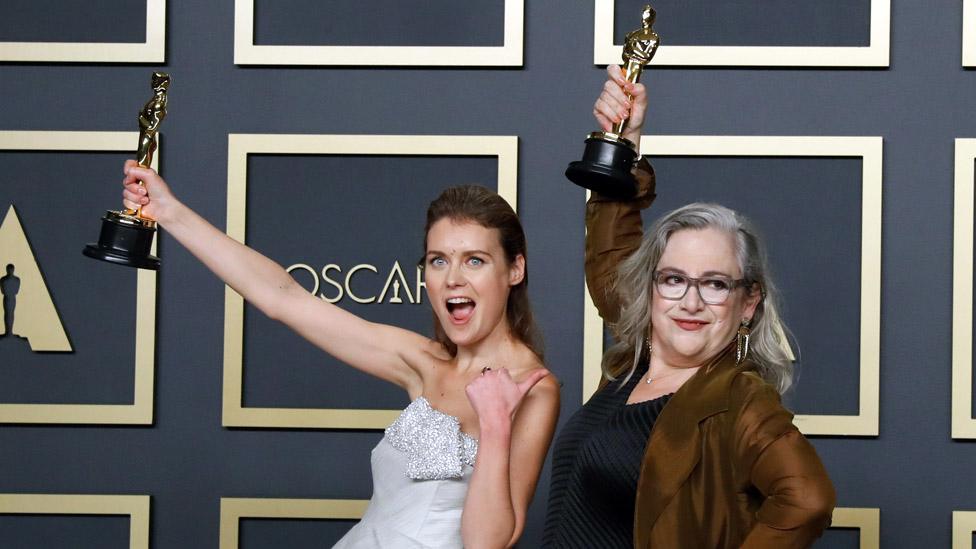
left=565, top=132, right=639, bottom=199
left=83, top=210, right=159, bottom=270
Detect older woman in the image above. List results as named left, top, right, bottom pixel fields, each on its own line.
left=542, top=67, right=835, bottom=548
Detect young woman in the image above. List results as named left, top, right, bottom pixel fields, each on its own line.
left=121, top=164, right=560, bottom=548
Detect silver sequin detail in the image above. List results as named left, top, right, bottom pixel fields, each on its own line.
left=385, top=397, right=479, bottom=480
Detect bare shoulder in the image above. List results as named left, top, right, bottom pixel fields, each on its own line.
left=512, top=361, right=560, bottom=431
left=513, top=351, right=558, bottom=388
left=528, top=371, right=560, bottom=398
left=520, top=365, right=561, bottom=409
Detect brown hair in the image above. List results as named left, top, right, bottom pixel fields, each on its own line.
left=423, top=185, right=543, bottom=360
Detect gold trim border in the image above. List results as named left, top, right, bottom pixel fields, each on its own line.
left=0, top=0, right=165, bottom=62
left=0, top=131, right=157, bottom=425
left=0, top=493, right=150, bottom=549
left=220, top=497, right=368, bottom=549
left=582, top=135, right=883, bottom=437
left=952, top=139, right=976, bottom=439
left=593, top=0, right=890, bottom=67
left=223, top=134, right=518, bottom=429
left=233, top=0, right=524, bottom=66
left=831, top=507, right=880, bottom=548
left=954, top=511, right=976, bottom=548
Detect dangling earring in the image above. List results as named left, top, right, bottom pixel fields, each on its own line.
left=736, top=318, right=751, bottom=364
left=645, top=324, right=655, bottom=358
left=643, top=335, right=655, bottom=384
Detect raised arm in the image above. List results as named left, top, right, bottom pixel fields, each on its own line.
left=584, top=65, right=656, bottom=323
left=461, top=367, right=560, bottom=548
left=584, top=161, right=654, bottom=323
left=731, top=374, right=836, bottom=548
left=122, top=160, right=426, bottom=392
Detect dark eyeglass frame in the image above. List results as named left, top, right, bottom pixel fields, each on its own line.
left=652, top=270, right=754, bottom=305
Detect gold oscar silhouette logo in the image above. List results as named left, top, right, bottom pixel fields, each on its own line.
left=0, top=205, right=71, bottom=352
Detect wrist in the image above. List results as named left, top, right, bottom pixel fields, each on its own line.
left=623, top=129, right=642, bottom=149
left=153, top=197, right=184, bottom=226
left=478, top=415, right=513, bottom=437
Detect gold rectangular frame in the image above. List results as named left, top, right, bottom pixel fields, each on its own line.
left=0, top=0, right=165, bottom=62
left=234, top=0, right=523, bottom=66
left=831, top=507, right=880, bottom=548
left=582, top=135, right=883, bottom=436
left=954, top=511, right=976, bottom=548
left=965, top=0, right=976, bottom=66
left=223, top=134, right=518, bottom=429
left=593, top=0, right=890, bottom=67
left=220, top=497, right=368, bottom=549
left=952, top=139, right=976, bottom=439
left=0, top=131, right=157, bottom=425
left=0, top=493, right=150, bottom=549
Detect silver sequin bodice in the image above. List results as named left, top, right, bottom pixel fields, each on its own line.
left=385, top=396, right=478, bottom=480
left=332, top=397, right=479, bottom=548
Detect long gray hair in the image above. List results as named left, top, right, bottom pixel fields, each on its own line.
left=603, top=203, right=795, bottom=394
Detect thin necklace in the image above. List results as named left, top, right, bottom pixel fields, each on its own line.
left=645, top=369, right=686, bottom=385
left=644, top=339, right=687, bottom=384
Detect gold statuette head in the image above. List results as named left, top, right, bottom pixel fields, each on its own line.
left=622, top=4, right=660, bottom=67
left=150, top=72, right=170, bottom=93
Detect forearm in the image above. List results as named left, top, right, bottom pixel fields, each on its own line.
left=742, top=432, right=835, bottom=547
left=156, top=200, right=299, bottom=318
left=731, top=378, right=835, bottom=547
left=584, top=202, right=642, bottom=324
left=462, top=420, right=518, bottom=549
left=583, top=160, right=654, bottom=323
left=742, top=495, right=834, bottom=549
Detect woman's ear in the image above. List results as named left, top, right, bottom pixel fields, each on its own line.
left=743, top=283, right=762, bottom=319
left=509, top=254, right=526, bottom=286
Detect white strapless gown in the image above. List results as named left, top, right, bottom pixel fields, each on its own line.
left=333, top=397, right=479, bottom=548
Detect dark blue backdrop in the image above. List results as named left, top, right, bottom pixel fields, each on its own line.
left=1, top=1, right=974, bottom=547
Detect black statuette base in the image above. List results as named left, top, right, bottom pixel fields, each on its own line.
left=565, top=134, right=639, bottom=199
left=83, top=211, right=159, bottom=270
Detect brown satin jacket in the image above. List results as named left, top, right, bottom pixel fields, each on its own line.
left=585, top=160, right=836, bottom=548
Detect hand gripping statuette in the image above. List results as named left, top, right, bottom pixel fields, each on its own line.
left=84, top=72, right=170, bottom=270
left=565, top=5, right=659, bottom=199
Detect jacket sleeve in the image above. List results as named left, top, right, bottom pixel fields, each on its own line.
left=583, top=158, right=656, bottom=324
left=731, top=374, right=836, bottom=548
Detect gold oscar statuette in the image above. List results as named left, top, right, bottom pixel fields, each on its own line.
left=565, top=5, right=659, bottom=199
left=83, top=72, right=170, bottom=270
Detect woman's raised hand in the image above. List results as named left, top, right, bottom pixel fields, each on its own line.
left=465, top=367, right=550, bottom=427
left=121, top=159, right=177, bottom=222
left=593, top=64, right=648, bottom=146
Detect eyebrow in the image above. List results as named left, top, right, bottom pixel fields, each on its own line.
left=657, top=267, right=736, bottom=278
left=425, top=249, right=495, bottom=258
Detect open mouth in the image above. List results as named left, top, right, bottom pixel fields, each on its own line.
left=446, top=297, right=476, bottom=323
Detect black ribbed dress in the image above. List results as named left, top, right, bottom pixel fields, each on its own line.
left=542, top=358, right=671, bottom=548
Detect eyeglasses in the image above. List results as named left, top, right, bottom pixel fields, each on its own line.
left=652, top=270, right=752, bottom=305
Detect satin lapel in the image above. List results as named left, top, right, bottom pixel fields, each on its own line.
left=633, top=348, right=745, bottom=547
